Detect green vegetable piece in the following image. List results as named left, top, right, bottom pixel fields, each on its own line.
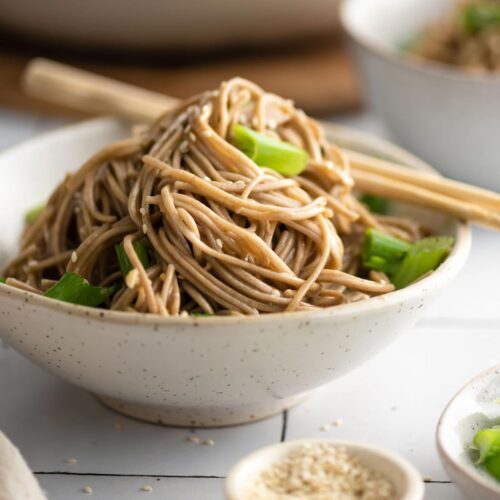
left=44, top=272, right=114, bottom=307
left=25, top=203, right=45, bottom=225
left=360, top=194, right=388, bottom=214
left=362, top=228, right=412, bottom=274
left=391, top=236, right=454, bottom=289
left=473, top=427, right=500, bottom=464
left=232, top=124, right=308, bottom=177
left=485, top=454, right=500, bottom=480
left=462, top=5, right=500, bottom=35
left=115, top=240, right=150, bottom=277
left=0, top=277, right=5, bottom=284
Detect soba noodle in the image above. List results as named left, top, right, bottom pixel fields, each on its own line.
left=3, top=78, right=425, bottom=316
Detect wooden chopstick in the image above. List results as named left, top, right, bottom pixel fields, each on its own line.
left=351, top=168, right=500, bottom=230
left=346, top=148, right=500, bottom=212
left=22, top=58, right=500, bottom=230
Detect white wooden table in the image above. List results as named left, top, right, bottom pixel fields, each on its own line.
left=1, top=107, right=499, bottom=500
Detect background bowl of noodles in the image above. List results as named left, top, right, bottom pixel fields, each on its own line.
left=0, top=117, right=470, bottom=427
left=341, top=0, right=500, bottom=191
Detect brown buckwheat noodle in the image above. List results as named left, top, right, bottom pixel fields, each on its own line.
left=4, top=78, right=423, bottom=316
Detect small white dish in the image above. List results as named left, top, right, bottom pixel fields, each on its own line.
left=341, top=0, right=500, bottom=191
left=225, top=438, right=425, bottom=500
left=0, top=117, right=470, bottom=427
left=436, top=364, right=500, bottom=500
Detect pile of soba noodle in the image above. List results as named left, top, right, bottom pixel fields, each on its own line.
left=4, top=78, right=424, bottom=316
left=411, top=0, right=500, bottom=71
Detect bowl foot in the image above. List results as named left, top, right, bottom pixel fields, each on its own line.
left=96, top=392, right=310, bottom=428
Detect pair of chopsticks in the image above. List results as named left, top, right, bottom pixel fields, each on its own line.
left=22, top=58, right=500, bottom=230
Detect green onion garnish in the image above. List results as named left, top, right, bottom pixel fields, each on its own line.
left=462, top=5, right=500, bottom=35
left=360, top=194, right=388, bottom=214
left=44, top=272, right=114, bottom=307
left=391, top=236, right=454, bottom=289
left=232, top=124, right=308, bottom=177
left=472, top=426, right=500, bottom=480
left=115, top=240, right=150, bottom=277
left=362, top=228, right=412, bottom=275
left=25, top=203, right=45, bottom=225
left=0, top=277, right=5, bottom=284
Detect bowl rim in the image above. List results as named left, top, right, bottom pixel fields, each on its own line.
left=0, top=116, right=470, bottom=328
left=435, top=363, right=500, bottom=495
left=224, top=438, right=425, bottom=500
left=340, top=0, right=500, bottom=85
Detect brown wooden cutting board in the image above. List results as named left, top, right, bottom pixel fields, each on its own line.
left=0, top=34, right=361, bottom=118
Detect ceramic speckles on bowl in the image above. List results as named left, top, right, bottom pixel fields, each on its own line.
left=225, top=439, right=425, bottom=500
left=436, top=365, right=500, bottom=500
left=0, top=117, right=470, bottom=427
left=341, top=0, right=500, bottom=191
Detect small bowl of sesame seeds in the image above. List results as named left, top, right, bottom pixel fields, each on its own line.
left=225, top=439, right=424, bottom=500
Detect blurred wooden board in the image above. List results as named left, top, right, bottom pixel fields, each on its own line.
left=0, top=34, right=361, bottom=118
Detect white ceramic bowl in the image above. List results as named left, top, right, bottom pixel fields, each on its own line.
left=436, top=365, right=500, bottom=500
left=0, top=0, right=339, bottom=51
left=0, top=117, right=470, bottom=427
left=341, top=0, right=500, bottom=191
left=225, top=438, right=425, bottom=499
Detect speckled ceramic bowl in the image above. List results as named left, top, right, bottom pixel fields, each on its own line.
left=0, top=118, right=470, bottom=427
left=341, top=0, right=500, bottom=191
left=436, top=365, right=500, bottom=500
left=225, top=439, right=424, bottom=500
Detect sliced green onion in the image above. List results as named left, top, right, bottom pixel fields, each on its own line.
left=462, top=5, right=500, bottom=35
left=232, top=124, right=308, bottom=177
left=391, top=236, right=454, bottom=290
left=25, top=203, right=45, bottom=225
left=44, top=272, right=114, bottom=307
left=115, top=240, right=150, bottom=277
left=485, top=454, right=500, bottom=480
left=473, top=427, right=500, bottom=464
left=362, top=228, right=412, bottom=274
left=0, top=277, right=5, bottom=284
left=360, top=194, right=388, bottom=215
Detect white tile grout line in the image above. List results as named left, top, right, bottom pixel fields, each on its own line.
left=33, top=472, right=453, bottom=486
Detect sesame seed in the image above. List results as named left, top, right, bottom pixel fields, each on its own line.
left=215, top=239, right=223, bottom=249
left=248, top=443, right=394, bottom=499
left=65, top=457, right=78, bottom=464
left=325, top=160, right=334, bottom=169
left=422, top=476, right=433, bottom=482
left=332, top=418, right=344, bottom=427
left=187, top=434, right=200, bottom=444
left=142, top=224, right=148, bottom=234
left=125, top=269, right=139, bottom=289
left=189, top=132, right=196, bottom=142
left=202, top=439, right=215, bottom=446
left=320, top=424, right=331, bottom=432
left=139, top=207, right=146, bottom=216
left=141, top=485, right=153, bottom=492
left=268, top=119, right=277, bottom=130
left=71, top=252, right=78, bottom=263
left=82, top=486, right=92, bottom=494
left=203, top=176, right=211, bottom=181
